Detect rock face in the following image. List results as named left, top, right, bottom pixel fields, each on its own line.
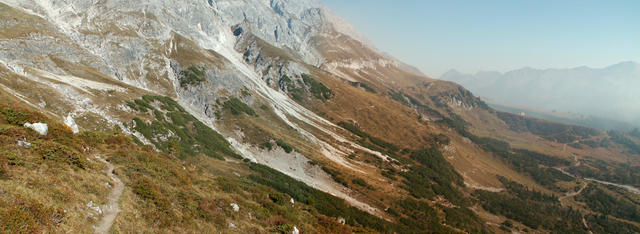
left=0, top=0, right=439, bottom=220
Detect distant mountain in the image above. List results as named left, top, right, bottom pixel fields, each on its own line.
left=440, top=62, right=640, bottom=127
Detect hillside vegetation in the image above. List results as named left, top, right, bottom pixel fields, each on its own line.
left=0, top=103, right=362, bottom=233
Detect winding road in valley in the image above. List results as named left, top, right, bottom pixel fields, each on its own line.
left=559, top=182, right=589, bottom=202
left=554, top=167, right=640, bottom=195
left=94, top=156, right=124, bottom=234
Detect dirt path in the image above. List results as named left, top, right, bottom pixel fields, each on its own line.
left=559, top=181, right=588, bottom=202
left=556, top=177, right=591, bottom=233
left=582, top=217, right=594, bottom=234
left=94, top=156, right=124, bottom=234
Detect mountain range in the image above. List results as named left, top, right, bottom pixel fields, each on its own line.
left=440, top=62, right=640, bottom=127
left=0, top=0, right=639, bottom=233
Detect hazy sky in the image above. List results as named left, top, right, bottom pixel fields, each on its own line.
left=321, top=0, right=640, bottom=77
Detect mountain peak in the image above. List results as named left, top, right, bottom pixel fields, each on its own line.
left=606, top=61, right=640, bottom=71
left=441, top=69, right=463, bottom=77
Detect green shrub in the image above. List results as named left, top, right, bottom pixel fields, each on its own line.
left=133, top=178, right=158, bottom=201
left=261, top=141, right=273, bottom=151
left=440, top=113, right=574, bottom=191
left=474, top=178, right=584, bottom=232
left=609, top=130, right=640, bottom=154
left=133, top=178, right=175, bottom=227
left=401, top=148, right=467, bottom=206
left=496, top=111, right=600, bottom=143
left=575, top=184, right=640, bottom=222
left=34, top=141, right=85, bottom=169
left=0, top=154, right=7, bottom=179
left=290, top=91, right=304, bottom=102
left=134, top=99, right=152, bottom=112
left=302, top=74, right=332, bottom=101
left=395, top=198, right=448, bottom=232
left=216, top=177, right=238, bottom=193
left=388, top=91, right=408, bottom=105
left=268, top=193, right=288, bottom=205
left=586, top=214, right=640, bottom=233
left=223, top=98, right=257, bottom=116
left=350, top=81, right=376, bottom=93
left=0, top=196, right=64, bottom=233
left=352, top=178, right=370, bottom=188
left=337, top=121, right=368, bottom=138
left=276, top=140, right=293, bottom=153
left=130, top=96, right=239, bottom=160
left=126, top=101, right=138, bottom=111
left=248, top=163, right=397, bottom=232
left=5, top=151, right=23, bottom=167
left=280, top=74, right=333, bottom=102
left=153, top=110, right=164, bottom=121
left=179, top=66, right=206, bottom=87
left=78, top=131, right=110, bottom=145
left=272, top=218, right=294, bottom=233
left=381, top=169, right=396, bottom=180
left=337, top=121, right=399, bottom=154
left=368, top=136, right=399, bottom=152
left=0, top=105, right=39, bottom=125
left=441, top=207, right=485, bottom=233
left=320, top=166, right=348, bottom=187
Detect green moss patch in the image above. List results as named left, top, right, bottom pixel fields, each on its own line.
left=223, top=97, right=257, bottom=116
left=179, top=66, right=206, bottom=87
left=128, top=95, right=239, bottom=160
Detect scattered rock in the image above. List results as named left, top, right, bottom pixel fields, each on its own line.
left=17, top=140, right=31, bottom=148
left=229, top=222, right=236, bottom=228
left=230, top=203, right=239, bottom=212
left=64, top=115, right=79, bottom=134
left=24, top=122, right=48, bottom=135
left=87, top=201, right=102, bottom=214
left=444, top=145, right=456, bottom=153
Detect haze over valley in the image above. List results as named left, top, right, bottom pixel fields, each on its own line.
left=440, top=61, right=640, bottom=130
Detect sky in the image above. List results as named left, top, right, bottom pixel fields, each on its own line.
left=320, top=0, right=640, bottom=77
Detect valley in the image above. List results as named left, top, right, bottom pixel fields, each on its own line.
left=0, top=0, right=638, bottom=233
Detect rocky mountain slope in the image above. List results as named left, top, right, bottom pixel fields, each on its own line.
left=1, top=0, right=639, bottom=233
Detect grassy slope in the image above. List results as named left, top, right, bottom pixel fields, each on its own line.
left=301, top=34, right=640, bottom=232
left=0, top=103, right=360, bottom=233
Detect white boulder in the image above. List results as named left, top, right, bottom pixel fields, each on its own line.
left=17, top=140, right=31, bottom=148
left=230, top=203, right=239, bottom=212
left=24, top=122, right=48, bottom=135
left=64, top=115, right=79, bottom=134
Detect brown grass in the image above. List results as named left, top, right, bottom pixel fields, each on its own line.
left=0, top=103, right=353, bottom=233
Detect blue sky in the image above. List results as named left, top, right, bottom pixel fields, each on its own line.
left=320, top=0, right=640, bottom=77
